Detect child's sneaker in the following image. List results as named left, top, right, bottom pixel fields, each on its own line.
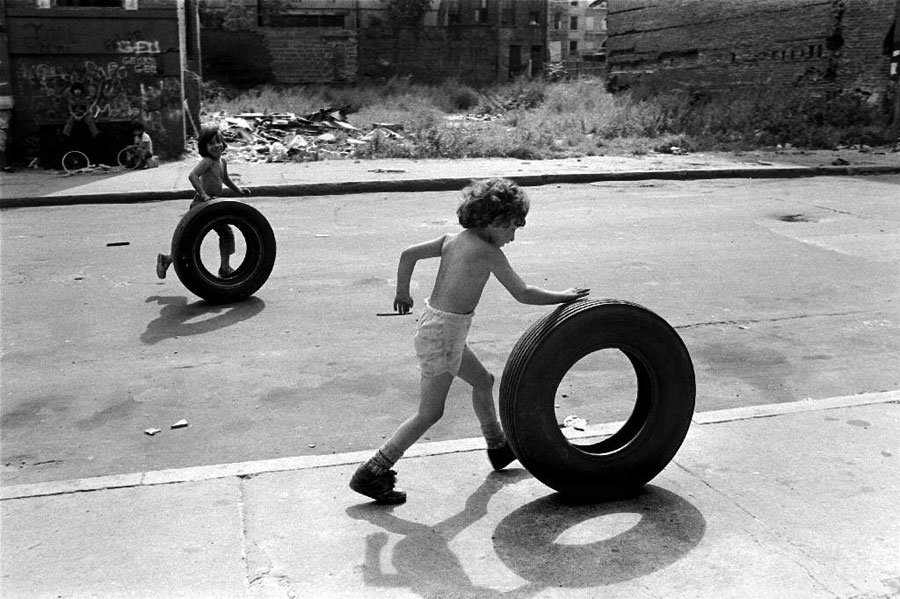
left=488, top=443, right=517, bottom=471
left=156, top=254, right=172, bottom=279
left=349, top=465, right=407, bottom=504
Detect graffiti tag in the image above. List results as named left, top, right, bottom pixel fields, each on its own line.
left=114, top=40, right=162, bottom=55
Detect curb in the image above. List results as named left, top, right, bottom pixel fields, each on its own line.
left=3, top=390, right=896, bottom=502
left=3, top=164, right=900, bottom=209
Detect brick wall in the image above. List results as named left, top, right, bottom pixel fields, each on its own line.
left=199, top=0, right=549, bottom=86
left=199, top=0, right=358, bottom=85
left=607, top=0, right=895, bottom=100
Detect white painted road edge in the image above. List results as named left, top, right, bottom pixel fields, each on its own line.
left=2, top=390, right=898, bottom=501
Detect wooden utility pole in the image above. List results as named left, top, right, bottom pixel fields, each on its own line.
left=893, top=0, right=900, bottom=130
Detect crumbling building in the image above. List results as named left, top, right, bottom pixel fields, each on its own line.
left=606, top=0, right=896, bottom=102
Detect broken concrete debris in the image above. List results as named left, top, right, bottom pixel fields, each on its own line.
left=209, top=106, right=409, bottom=163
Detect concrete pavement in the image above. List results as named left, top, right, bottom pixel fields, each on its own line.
left=2, top=149, right=899, bottom=597
left=2, top=392, right=898, bottom=598
left=1, top=146, right=899, bottom=208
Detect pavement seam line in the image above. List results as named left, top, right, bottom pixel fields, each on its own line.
left=2, top=390, right=897, bottom=501
left=672, top=309, right=870, bottom=330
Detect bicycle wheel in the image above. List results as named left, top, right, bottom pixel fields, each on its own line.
left=117, top=146, right=139, bottom=169
left=61, top=151, right=90, bottom=173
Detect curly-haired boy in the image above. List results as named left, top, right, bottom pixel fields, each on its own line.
left=350, top=178, right=590, bottom=504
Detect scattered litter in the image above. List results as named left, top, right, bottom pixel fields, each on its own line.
left=308, top=443, right=316, bottom=448
left=368, top=168, right=407, bottom=174
left=563, top=415, right=587, bottom=431
left=144, top=428, right=161, bottom=436
left=831, top=157, right=850, bottom=166
left=106, top=241, right=130, bottom=247
left=738, top=325, right=751, bottom=330
left=74, top=276, right=84, bottom=281
left=199, top=106, right=412, bottom=163
left=171, top=419, right=189, bottom=429
left=314, top=234, right=330, bottom=238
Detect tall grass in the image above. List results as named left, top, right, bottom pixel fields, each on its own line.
left=203, top=77, right=895, bottom=159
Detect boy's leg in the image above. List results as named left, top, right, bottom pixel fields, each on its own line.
left=215, top=224, right=236, bottom=276
left=351, top=373, right=454, bottom=503
left=457, top=346, right=517, bottom=470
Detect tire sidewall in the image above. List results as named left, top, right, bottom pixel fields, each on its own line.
left=501, top=300, right=695, bottom=498
left=171, top=200, right=276, bottom=303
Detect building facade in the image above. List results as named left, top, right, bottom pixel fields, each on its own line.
left=198, top=0, right=552, bottom=86
left=548, top=0, right=607, bottom=76
left=2, top=0, right=200, bottom=166
left=606, top=0, right=896, bottom=101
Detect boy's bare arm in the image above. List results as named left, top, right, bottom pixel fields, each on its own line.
left=221, top=160, right=250, bottom=196
left=394, top=235, right=446, bottom=313
left=189, top=159, right=213, bottom=199
left=491, top=250, right=589, bottom=305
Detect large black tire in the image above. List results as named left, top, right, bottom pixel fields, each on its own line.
left=170, top=200, right=276, bottom=304
left=499, top=298, right=695, bottom=500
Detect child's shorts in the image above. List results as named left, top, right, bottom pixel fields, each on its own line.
left=414, top=300, right=473, bottom=378
left=189, top=195, right=235, bottom=254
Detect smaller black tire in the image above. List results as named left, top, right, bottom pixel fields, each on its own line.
left=170, top=200, right=276, bottom=304
left=499, top=298, right=695, bottom=500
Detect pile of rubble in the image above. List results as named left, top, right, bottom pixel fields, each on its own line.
left=203, top=106, right=406, bottom=163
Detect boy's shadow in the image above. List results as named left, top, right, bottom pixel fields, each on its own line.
left=141, top=295, right=265, bottom=344
left=347, top=476, right=705, bottom=597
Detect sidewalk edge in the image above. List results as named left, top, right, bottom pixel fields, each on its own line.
left=3, top=164, right=899, bottom=209
left=2, top=391, right=897, bottom=501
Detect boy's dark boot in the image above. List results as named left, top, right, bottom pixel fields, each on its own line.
left=488, top=442, right=517, bottom=471
left=349, top=465, right=407, bottom=504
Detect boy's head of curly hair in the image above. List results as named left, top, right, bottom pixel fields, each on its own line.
left=457, top=178, right=529, bottom=229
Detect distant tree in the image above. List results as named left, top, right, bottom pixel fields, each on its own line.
left=385, top=0, right=430, bottom=26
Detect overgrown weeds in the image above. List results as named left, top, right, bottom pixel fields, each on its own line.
left=203, top=77, right=895, bottom=159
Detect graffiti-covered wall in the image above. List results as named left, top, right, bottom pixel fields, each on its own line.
left=6, top=7, right=186, bottom=165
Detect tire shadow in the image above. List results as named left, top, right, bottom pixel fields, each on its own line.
left=492, top=485, right=706, bottom=588
left=346, top=476, right=704, bottom=596
left=140, top=295, right=265, bottom=345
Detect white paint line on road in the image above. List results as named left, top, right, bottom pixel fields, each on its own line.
left=2, top=390, right=898, bottom=501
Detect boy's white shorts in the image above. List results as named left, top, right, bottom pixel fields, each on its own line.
left=413, top=299, right=473, bottom=377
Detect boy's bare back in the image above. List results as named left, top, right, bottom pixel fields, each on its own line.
left=393, top=178, right=588, bottom=317
left=429, top=230, right=500, bottom=314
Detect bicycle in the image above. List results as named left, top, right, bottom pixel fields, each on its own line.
left=117, top=144, right=158, bottom=170
left=60, top=144, right=155, bottom=173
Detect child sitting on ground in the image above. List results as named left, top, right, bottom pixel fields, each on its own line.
left=349, top=178, right=590, bottom=504
left=157, top=123, right=249, bottom=279
left=130, top=120, right=154, bottom=169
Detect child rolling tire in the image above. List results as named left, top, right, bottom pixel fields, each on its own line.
left=170, top=199, right=276, bottom=304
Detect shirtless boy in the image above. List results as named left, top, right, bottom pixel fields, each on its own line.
left=350, top=178, right=590, bottom=504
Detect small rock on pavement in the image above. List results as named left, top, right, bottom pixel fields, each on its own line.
left=171, top=419, right=189, bottom=429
